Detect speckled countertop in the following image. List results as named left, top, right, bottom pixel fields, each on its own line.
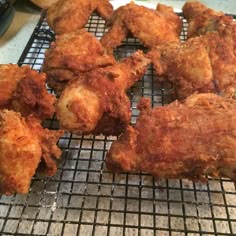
left=0, top=0, right=235, bottom=64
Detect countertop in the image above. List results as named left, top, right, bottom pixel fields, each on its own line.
left=0, top=0, right=236, bottom=64
left=0, top=0, right=41, bottom=64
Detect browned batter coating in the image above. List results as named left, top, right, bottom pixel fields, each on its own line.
left=0, top=110, right=63, bottom=195
left=0, top=110, right=41, bottom=195
left=182, top=1, right=236, bottom=55
left=0, top=64, right=56, bottom=120
left=100, top=2, right=181, bottom=52
left=106, top=94, right=236, bottom=182
left=56, top=50, right=150, bottom=136
left=147, top=32, right=236, bottom=99
left=47, top=0, right=113, bottom=34
left=26, top=115, right=64, bottom=177
left=43, top=29, right=116, bottom=94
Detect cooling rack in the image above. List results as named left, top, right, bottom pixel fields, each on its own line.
left=0, top=11, right=236, bottom=236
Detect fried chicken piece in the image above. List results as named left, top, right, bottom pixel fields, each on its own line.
left=43, top=29, right=116, bottom=94
left=0, top=110, right=63, bottom=195
left=147, top=32, right=236, bottom=99
left=0, top=64, right=56, bottom=120
left=100, top=5, right=128, bottom=53
left=100, top=2, right=181, bottom=52
left=0, top=110, right=41, bottom=195
left=47, top=0, right=113, bottom=34
left=56, top=51, right=150, bottom=136
left=26, top=116, right=64, bottom=177
left=106, top=94, right=236, bottom=181
left=182, top=1, right=207, bottom=20
left=182, top=1, right=236, bottom=55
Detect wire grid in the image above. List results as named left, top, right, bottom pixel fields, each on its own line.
left=0, top=12, right=236, bottom=236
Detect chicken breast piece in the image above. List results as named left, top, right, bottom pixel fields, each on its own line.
left=147, top=32, right=236, bottom=99
left=106, top=94, right=236, bottom=181
left=182, top=1, right=236, bottom=55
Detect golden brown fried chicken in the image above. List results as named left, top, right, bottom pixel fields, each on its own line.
left=26, top=116, right=64, bottom=177
left=0, top=64, right=56, bottom=120
left=56, top=50, right=150, bottom=136
left=0, top=110, right=41, bottom=195
left=182, top=1, right=236, bottom=55
left=181, top=1, right=207, bottom=20
left=47, top=0, right=113, bottom=34
left=100, top=2, right=181, bottom=52
left=43, top=29, right=116, bottom=94
left=0, top=110, right=63, bottom=195
left=147, top=32, right=236, bottom=99
left=100, top=5, right=128, bottom=53
left=106, top=94, right=236, bottom=181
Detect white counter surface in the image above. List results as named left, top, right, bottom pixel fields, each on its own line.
left=0, top=1, right=41, bottom=64
left=0, top=0, right=236, bottom=64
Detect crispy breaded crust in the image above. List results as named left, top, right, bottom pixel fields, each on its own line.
left=101, top=2, right=181, bottom=51
left=43, top=30, right=115, bottom=94
left=182, top=1, right=236, bottom=55
left=147, top=32, right=236, bottom=99
left=0, top=110, right=42, bottom=195
left=26, top=115, right=64, bottom=176
left=106, top=94, right=236, bottom=181
left=0, top=64, right=56, bottom=120
left=0, top=110, right=63, bottom=195
left=47, top=0, right=113, bottom=34
left=56, top=51, right=150, bottom=135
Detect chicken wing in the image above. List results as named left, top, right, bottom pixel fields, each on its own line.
left=106, top=94, right=236, bottom=181
left=47, top=0, right=113, bottom=34
left=0, top=64, right=56, bottom=120
left=100, top=2, right=181, bottom=52
left=56, top=50, right=150, bottom=136
left=43, top=29, right=116, bottom=94
left=182, top=1, right=236, bottom=55
left=147, top=32, right=236, bottom=99
left=100, top=5, right=128, bottom=53
left=0, top=110, right=63, bottom=195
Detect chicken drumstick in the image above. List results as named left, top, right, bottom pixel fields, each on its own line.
left=56, top=50, right=150, bottom=136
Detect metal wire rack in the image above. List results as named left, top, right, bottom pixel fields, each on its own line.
left=0, top=11, right=236, bottom=236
